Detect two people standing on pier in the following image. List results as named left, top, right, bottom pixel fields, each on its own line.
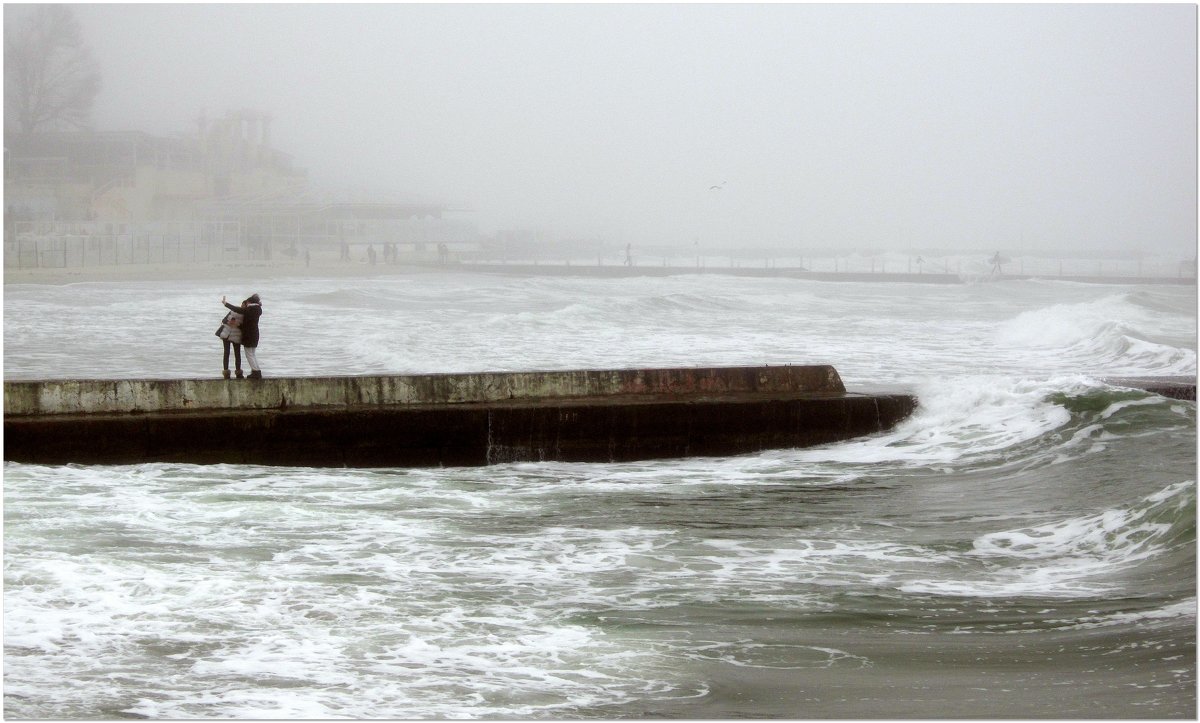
left=218, top=293, right=263, bottom=379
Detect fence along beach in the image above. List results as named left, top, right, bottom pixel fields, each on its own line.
left=4, top=226, right=1195, bottom=286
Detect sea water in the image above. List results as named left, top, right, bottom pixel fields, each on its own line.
left=3, top=272, right=1195, bottom=718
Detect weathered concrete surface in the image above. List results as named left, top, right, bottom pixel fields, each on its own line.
left=3, top=365, right=917, bottom=467
left=4, top=392, right=917, bottom=467
left=4, top=365, right=844, bottom=416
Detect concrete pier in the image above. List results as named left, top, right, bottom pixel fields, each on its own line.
left=4, top=365, right=917, bottom=467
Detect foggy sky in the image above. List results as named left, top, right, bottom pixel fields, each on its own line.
left=61, top=3, right=1198, bottom=254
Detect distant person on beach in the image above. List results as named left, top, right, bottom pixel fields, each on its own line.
left=990, top=251, right=1004, bottom=275
left=222, top=293, right=263, bottom=379
left=437, top=242, right=449, bottom=264
left=624, top=243, right=633, bottom=267
left=215, top=307, right=244, bottom=379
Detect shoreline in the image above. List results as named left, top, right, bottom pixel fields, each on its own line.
left=5, top=258, right=1195, bottom=286
left=3, top=259, right=446, bottom=285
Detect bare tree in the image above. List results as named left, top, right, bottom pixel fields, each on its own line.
left=4, top=5, right=101, bottom=134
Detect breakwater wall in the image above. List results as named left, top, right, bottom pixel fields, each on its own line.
left=4, top=365, right=916, bottom=467
left=1102, top=376, right=1197, bottom=401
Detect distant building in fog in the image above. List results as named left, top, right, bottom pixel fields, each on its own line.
left=4, top=110, right=478, bottom=262
left=5, top=110, right=304, bottom=226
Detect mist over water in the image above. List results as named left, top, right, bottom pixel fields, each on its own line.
left=6, top=2, right=1195, bottom=716
left=3, top=273, right=1195, bottom=718
left=44, top=3, right=1197, bottom=255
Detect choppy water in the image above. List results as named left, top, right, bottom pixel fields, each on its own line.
left=4, top=272, right=1196, bottom=718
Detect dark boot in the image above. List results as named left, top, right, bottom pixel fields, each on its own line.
left=222, top=369, right=231, bottom=379
left=235, top=369, right=244, bottom=379
left=248, top=370, right=263, bottom=380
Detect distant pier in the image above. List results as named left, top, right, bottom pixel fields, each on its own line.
left=4, top=365, right=916, bottom=467
left=451, top=262, right=1196, bottom=285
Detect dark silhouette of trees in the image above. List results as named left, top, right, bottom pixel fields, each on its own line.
left=4, top=5, right=101, bottom=134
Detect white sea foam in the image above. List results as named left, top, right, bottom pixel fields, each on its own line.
left=4, top=274, right=1194, bottom=380
left=900, top=481, right=1196, bottom=598
left=6, top=452, right=1195, bottom=716
left=993, top=292, right=1197, bottom=375
left=972, top=480, right=1192, bottom=563
left=1048, top=598, right=1197, bottom=630
left=4, top=274, right=1195, bottom=718
left=788, top=375, right=1080, bottom=467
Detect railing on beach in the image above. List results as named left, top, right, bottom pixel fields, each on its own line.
left=3, top=234, right=249, bottom=269
left=4, top=228, right=1195, bottom=283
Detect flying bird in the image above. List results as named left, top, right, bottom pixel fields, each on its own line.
left=709, top=181, right=726, bottom=191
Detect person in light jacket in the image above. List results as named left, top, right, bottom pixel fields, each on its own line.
left=222, top=293, right=263, bottom=379
left=216, top=307, right=243, bottom=379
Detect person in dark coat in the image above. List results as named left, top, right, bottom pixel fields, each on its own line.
left=222, top=293, right=263, bottom=379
